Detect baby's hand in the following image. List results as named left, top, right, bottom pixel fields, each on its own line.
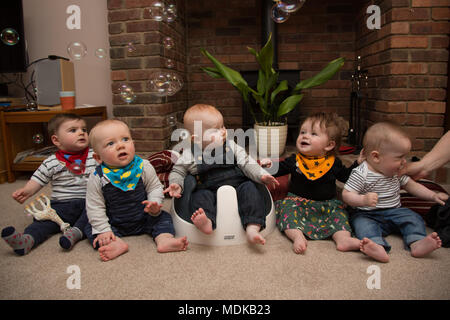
left=12, top=188, right=32, bottom=204
left=432, top=192, right=449, bottom=206
left=363, top=192, right=378, bottom=207
left=142, top=200, right=163, bottom=215
left=93, top=231, right=116, bottom=248
left=163, top=183, right=182, bottom=198
left=261, top=174, right=280, bottom=189
left=260, top=158, right=273, bottom=168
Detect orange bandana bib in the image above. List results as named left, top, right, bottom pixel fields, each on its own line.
left=295, top=153, right=335, bottom=180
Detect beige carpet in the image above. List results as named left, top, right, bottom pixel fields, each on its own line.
left=0, top=176, right=449, bottom=300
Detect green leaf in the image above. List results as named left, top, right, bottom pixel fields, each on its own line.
left=256, top=33, right=274, bottom=76
left=201, top=48, right=249, bottom=92
left=277, top=94, right=304, bottom=117
left=201, top=67, right=223, bottom=79
left=247, top=47, right=258, bottom=58
left=252, top=92, right=269, bottom=116
left=270, top=80, right=288, bottom=104
left=294, top=57, right=345, bottom=92
left=257, top=69, right=266, bottom=94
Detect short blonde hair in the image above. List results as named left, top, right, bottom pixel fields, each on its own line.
left=183, top=104, right=223, bottom=134
left=301, top=112, right=346, bottom=155
left=362, top=121, right=410, bottom=155
left=89, top=119, right=130, bottom=152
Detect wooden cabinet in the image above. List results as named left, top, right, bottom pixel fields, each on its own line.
left=0, top=107, right=107, bottom=182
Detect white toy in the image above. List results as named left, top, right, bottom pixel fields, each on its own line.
left=170, top=184, right=276, bottom=246
left=25, top=194, right=70, bottom=232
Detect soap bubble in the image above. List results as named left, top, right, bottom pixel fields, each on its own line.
left=279, top=0, right=306, bottom=13
left=148, top=1, right=165, bottom=21
left=166, top=72, right=183, bottom=96
left=148, top=71, right=183, bottom=97
left=163, top=4, right=177, bottom=22
left=271, top=2, right=290, bottom=23
left=148, top=73, right=170, bottom=97
left=168, top=115, right=176, bottom=126
left=118, top=84, right=136, bottom=104
left=32, top=133, right=44, bottom=144
left=1, top=28, right=19, bottom=46
left=126, top=42, right=136, bottom=53
left=163, top=37, right=174, bottom=50
left=67, top=162, right=86, bottom=175
left=95, top=48, right=107, bottom=58
left=67, top=41, right=87, bottom=60
left=165, top=59, right=175, bottom=69
left=26, top=101, right=37, bottom=111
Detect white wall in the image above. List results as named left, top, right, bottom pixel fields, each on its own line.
left=22, top=0, right=112, bottom=117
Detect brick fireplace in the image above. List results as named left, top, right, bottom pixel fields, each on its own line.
left=107, top=0, right=449, bottom=157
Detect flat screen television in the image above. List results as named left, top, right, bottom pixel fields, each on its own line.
left=0, top=0, right=27, bottom=73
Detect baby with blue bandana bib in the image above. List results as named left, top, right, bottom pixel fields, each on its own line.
left=85, top=119, right=188, bottom=261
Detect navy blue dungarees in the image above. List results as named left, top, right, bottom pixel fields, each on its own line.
left=84, top=165, right=175, bottom=248
left=189, top=143, right=266, bottom=230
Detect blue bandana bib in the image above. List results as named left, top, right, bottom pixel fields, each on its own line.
left=100, top=155, right=144, bottom=191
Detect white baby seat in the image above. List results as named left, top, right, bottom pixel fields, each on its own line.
left=170, top=174, right=276, bottom=246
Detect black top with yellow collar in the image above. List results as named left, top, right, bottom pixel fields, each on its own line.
left=273, top=153, right=358, bottom=201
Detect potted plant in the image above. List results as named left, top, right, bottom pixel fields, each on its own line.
left=200, top=33, right=345, bottom=156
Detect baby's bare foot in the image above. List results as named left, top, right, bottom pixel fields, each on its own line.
left=292, top=234, right=307, bottom=254
left=360, top=238, right=389, bottom=263
left=157, top=235, right=189, bottom=253
left=98, top=237, right=129, bottom=262
left=191, top=208, right=213, bottom=234
left=246, top=229, right=266, bottom=245
left=410, top=232, right=442, bottom=258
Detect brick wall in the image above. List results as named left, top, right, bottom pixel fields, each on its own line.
left=107, top=0, right=187, bottom=156
left=107, top=0, right=448, bottom=154
left=186, top=0, right=357, bottom=129
left=356, top=0, right=449, bottom=154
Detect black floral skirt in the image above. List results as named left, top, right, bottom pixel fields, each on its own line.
left=275, top=193, right=352, bottom=240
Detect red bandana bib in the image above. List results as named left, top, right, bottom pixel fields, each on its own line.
left=55, top=147, right=89, bottom=175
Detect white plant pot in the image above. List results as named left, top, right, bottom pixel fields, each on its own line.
left=254, top=123, right=288, bottom=158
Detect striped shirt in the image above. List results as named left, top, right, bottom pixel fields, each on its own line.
left=31, top=149, right=97, bottom=201
left=344, top=161, right=409, bottom=210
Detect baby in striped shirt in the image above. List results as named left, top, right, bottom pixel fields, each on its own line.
left=343, top=122, right=448, bottom=263
left=2, top=113, right=96, bottom=255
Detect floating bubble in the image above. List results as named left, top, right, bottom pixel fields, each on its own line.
left=95, top=48, right=107, bottom=58
left=126, top=42, right=136, bottom=53
left=26, top=101, right=37, bottom=111
left=166, top=72, right=183, bottom=96
left=67, top=162, right=86, bottom=175
left=67, top=41, right=87, bottom=60
left=148, top=1, right=165, bottom=21
left=118, top=84, right=136, bottom=104
left=279, top=0, right=306, bottom=13
left=163, top=37, right=174, bottom=50
left=148, top=71, right=183, bottom=97
left=165, top=59, right=175, bottom=69
left=168, top=115, right=176, bottom=126
left=163, top=4, right=177, bottom=22
left=271, top=2, right=290, bottom=23
left=32, top=133, right=44, bottom=144
left=148, top=73, right=170, bottom=97
left=1, top=28, right=19, bottom=46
